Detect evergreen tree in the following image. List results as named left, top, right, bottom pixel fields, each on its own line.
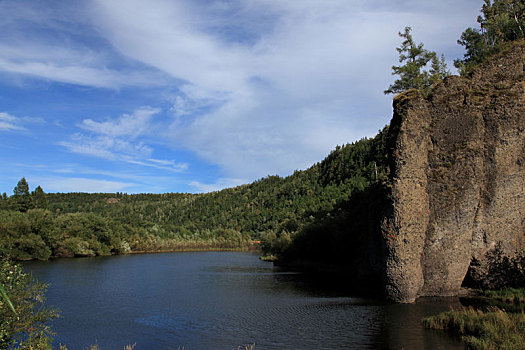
left=31, top=186, right=48, bottom=210
left=429, top=53, right=451, bottom=86
left=12, top=177, right=32, bottom=212
left=385, top=27, right=449, bottom=96
left=455, top=0, right=525, bottom=75
left=0, top=193, right=7, bottom=210
left=13, top=178, right=29, bottom=197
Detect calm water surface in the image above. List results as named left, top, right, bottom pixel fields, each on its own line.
left=24, top=252, right=465, bottom=350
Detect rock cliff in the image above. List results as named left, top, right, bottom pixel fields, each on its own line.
left=382, top=41, right=525, bottom=303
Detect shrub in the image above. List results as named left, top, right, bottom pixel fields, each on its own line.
left=0, top=260, right=58, bottom=349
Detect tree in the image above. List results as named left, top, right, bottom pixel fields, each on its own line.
left=13, top=178, right=29, bottom=197
left=0, top=193, right=7, bottom=211
left=31, top=186, right=48, bottom=210
left=429, top=53, right=451, bottom=86
left=11, top=178, right=32, bottom=213
left=385, top=27, right=449, bottom=96
left=455, top=0, right=525, bottom=75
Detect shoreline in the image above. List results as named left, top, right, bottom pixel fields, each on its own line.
left=127, top=246, right=261, bottom=255
left=19, top=244, right=263, bottom=262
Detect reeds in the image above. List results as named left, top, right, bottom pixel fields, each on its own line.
left=0, top=282, right=17, bottom=315
left=424, top=306, right=525, bottom=350
left=483, top=288, right=525, bottom=303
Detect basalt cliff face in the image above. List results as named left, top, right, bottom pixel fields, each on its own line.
left=382, top=41, right=525, bottom=303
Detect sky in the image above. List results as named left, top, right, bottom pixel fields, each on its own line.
left=0, top=0, right=482, bottom=194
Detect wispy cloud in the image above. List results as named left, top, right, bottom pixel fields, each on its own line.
left=126, top=158, right=188, bottom=173
left=0, top=1, right=168, bottom=89
left=0, top=112, right=25, bottom=131
left=79, top=107, right=160, bottom=138
left=0, top=112, right=44, bottom=132
left=60, top=107, right=187, bottom=173
left=59, top=133, right=153, bottom=160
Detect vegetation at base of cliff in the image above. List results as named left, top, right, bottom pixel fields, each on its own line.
left=424, top=306, right=525, bottom=350
left=483, top=288, right=525, bottom=303
left=0, top=126, right=389, bottom=261
left=425, top=288, right=525, bottom=350
left=0, top=259, right=58, bottom=349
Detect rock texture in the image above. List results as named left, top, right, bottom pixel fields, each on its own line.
left=382, top=41, right=525, bottom=303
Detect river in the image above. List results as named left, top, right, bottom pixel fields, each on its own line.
left=24, top=251, right=464, bottom=349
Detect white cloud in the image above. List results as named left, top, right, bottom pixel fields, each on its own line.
left=0, top=112, right=25, bottom=131
left=0, top=0, right=168, bottom=89
left=80, top=107, right=160, bottom=138
left=89, top=0, right=480, bottom=180
left=92, top=0, right=249, bottom=93
left=126, top=158, right=188, bottom=173
left=0, top=56, right=125, bottom=89
left=61, top=107, right=160, bottom=160
left=0, top=112, right=44, bottom=132
left=0, top=0, right=483, bottom=190
left=59, top=133, right=153, bottom=160
left=60, top=107, right=187, bottom=173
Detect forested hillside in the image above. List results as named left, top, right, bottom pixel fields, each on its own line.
left=0, top=126, right=389, bottom=261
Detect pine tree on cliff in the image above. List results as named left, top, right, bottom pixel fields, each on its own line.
left=384, top=27, right=449, bottom=96
left=455, top=0, right=525, bottom=75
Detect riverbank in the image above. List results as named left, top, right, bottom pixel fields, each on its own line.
left=128, top=245, right=261, bottom=255
left=424, top=288, right=525, bottom=349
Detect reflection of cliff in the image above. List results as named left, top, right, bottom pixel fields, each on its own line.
left=382, top=41, right=525, bottom=303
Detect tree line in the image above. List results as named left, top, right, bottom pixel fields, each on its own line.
left=0, top=127, right=389, bottom=261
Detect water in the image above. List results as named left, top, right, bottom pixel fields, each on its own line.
left=24, top=252, right=465, bottom=349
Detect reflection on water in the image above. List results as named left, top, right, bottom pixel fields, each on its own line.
left=24, top=252, right=465, bottom=350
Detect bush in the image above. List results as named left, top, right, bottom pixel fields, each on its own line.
left=0, top=260, right=58, bottom=349
left=56, top=237, right=95, bottom=257
left=11, top=234, right=52, bottom=261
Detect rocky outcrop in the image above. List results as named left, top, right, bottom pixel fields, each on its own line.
left=382, top=41, right=525, bottom=303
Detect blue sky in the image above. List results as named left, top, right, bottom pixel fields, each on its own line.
left=0, top=0, right=481, bottom=194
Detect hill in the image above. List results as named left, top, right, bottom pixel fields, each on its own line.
left=0, top=127, right=389, bottom=260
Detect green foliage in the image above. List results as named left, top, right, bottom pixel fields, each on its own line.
left=0, top=127, right=389, bottom=263
left=0, top=260, right=58, bottom=349
left=455, top=0, right=525, bottom=75
left=11, top=178, right=32, bottom=213
left=424, top=306, right=525, bottom=350
left=385, top=27, right=449, bottom=96
left=483, top=288, right=525, bottom=303
left=13, top=178, right=30, bottom=197
left=260, top=128, right=390, bottom=276
left=0, top=283, right=16, bottom=315
left=31, top=186, right=49, bottom=210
